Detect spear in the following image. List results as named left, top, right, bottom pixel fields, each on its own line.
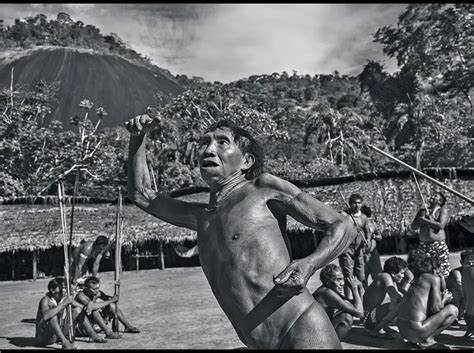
left=58, top=182, right=75, bottom=343
left=113, top=187, right=123, bottom=332
left=367, top=144, right=474, bottom=205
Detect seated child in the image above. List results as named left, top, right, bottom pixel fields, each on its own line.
left=313, top=264, right=364, bottom=340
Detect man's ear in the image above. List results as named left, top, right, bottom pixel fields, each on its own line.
left=241, top=153, right=255, bottom=171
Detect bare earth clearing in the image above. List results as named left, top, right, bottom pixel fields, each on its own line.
left=0, top=252, right=472, bottom=350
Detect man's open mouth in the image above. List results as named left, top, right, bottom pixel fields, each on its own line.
left=201, top=160, right=219, bottom=167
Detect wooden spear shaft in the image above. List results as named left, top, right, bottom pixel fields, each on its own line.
left=114, top=188, right=123, bottom=332
left=58, top=182, right=75, bottom=343
left=368, top=144, right=474, bottom=205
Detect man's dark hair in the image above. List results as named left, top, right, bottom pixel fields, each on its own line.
left=407, top=249, right=439, bottom=277
left=461, top=250, right=474, bottom=262
left=320, top=264, right=342, bottom=286
left=349, top=193, right=363, bottom=204
left=436, top=192, right=446, bottom=206
left=205, top=120, right=264, bottom=179
left=383, top=256, right=407, bottom=275
left=94, top=236, right=109, bottom=247
left=48, top=277, right=64, bottom=291
left=84, top=276, right=100, bottom=287
left=360, top=205, right=372, bottom=218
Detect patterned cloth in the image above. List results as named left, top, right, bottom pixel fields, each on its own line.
left=419, top=240, right=451, bottom=278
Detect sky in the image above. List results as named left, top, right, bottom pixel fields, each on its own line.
left=1, top=3, right=406, bottom=83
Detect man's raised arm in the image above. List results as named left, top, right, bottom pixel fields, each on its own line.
left=259, top=174, right=357, bottom=295
left=125, top=114, right=202, bottom=231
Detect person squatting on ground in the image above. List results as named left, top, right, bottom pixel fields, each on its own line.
left=312, top=264, right=364, bottom=340
left=360, top=205, right=383, bottom=288
left=411, top=191, right=451, bottom=278
left=362, top=256, right=411, bottom=337
left=446, top=250, right=471, bottom=321
left=397, top=249, right=457, bottom=348
left=125, top=114, right=358, bottom=349
left=35, top=277, right=106, bottom=349
left=74, top=276, right=140, bottom=340
left=70, top=236, right=113, bottom=287
left=462, top=250, right=474, bottom=341
left=338, top=194, right=369, bottom=293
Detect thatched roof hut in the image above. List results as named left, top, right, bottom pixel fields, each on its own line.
left=1, top=169, right=473, bottom=254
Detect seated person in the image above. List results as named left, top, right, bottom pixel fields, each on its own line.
left=362, top=256, right=410, bottom=336
left=75, top=276, right=139, bottom=338
left=446, top=250, right=470, bottom=321
left=397, top=249, right=457, bottom=348
left=313, top=264, right=364, bottom=340
left=36, top=277, right=106, bottom=349
left=462, top=250, right=474, bottom=340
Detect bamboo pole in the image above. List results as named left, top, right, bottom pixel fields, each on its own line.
left=159, top=241, right=165, bottom=270
left=32, top=250, right=38, bottom=281
left=68, top=170, right=80, bottom=269
left=58, top=182, right=75, bottom=343
left=114, top=188, right=123, bottom=332
left=368, top=144, right=474, bottom=205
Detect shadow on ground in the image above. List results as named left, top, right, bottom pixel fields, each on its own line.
left=21, top=318, right=36, bottom=324
left=436, top=332, right=474, bottom=349
left=0, top=336, right=39, bottom=348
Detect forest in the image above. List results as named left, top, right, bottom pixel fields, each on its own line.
left=0, top=4, right=472, bottom=200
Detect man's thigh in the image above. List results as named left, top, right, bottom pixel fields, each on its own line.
left=279, top=302, right=342, bottom=349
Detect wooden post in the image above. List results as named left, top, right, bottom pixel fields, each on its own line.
left=136, top=247, right=139, bottom=272
left=159, top=241, right=165, bottom=270
left=312, top=232, right=318, bottom=251
left=32, top=250, right=38, bottom=281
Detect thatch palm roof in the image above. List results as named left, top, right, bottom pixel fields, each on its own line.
left=1, top=172, right=473, bottom=254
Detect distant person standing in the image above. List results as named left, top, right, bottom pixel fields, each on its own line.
left=411, top=191, right=451, bottom=278
left=339, top=194, right=369, bottom=287
left=360, top=205, right=382, bottom=286
left=446, top=250, right=471, bottom=321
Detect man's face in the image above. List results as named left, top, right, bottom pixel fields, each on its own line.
left=92, top=244, right=107, bottom=257
left=349, top=198, right=362, bottom=214
left=84, top=282, right=101, bottom=297
left=197, top=127, right=246, bottom=184
left=429, top=193, right=442, bottom=207
left=50, top=284, right=65, bottom=302
left=392, top=269, right=406, bottom=283
left=326, top=270, right=345, bottom=295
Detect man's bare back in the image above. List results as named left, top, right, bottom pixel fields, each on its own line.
left=126, top=115, right=357, bottom=348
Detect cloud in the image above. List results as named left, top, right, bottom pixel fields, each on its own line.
left=0, top=4, right=405, bottom=82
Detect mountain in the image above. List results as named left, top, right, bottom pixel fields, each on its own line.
left=0, top=47, right=184, bottom=129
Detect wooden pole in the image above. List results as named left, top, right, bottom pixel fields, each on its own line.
left=32, top=250, right=38, bottom=281
left=159, top=241, right=165, bottom=270
left=412, top=173, right=429, bottom=212
left=368, top=144, right=474, bottom=205
left=58, top=182, right=75, bottom=343
left=68, top=169, right=80, bottom=270
left=114, top=188, right=123, bottom=332
left=136, top=247, right=139, bottom=272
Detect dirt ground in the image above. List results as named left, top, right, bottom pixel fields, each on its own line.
left=0, top=252, right=472, bottom=350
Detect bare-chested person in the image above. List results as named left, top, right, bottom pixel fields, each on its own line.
left=312, top=264, right=364, bottom=340
left=339, top=194, right=369, bottom=292
left=397, top=249, right=457, bottom=348
left=362, top=256, right=410, bottom=337
left=125, top=114, right=358, bottom=349
left=461, top=250, right=474, bottom=340
left=70, top=236, right=113, bottom=286
left=411, top=191, right=451, bottom=278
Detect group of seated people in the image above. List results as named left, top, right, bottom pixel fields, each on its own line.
left=35, top=236, right=140, bottom=349
left=313, top=249, right=474, bottom=349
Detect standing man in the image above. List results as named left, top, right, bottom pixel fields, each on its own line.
left=125, top=114, right=358, bottom=349
left=462, top=250, right=474, bottom=340
left=338, top=194, right=369, bottom=288
left=70, top=236, right=113, bottom=286
left=411, top=191, right=451, bottom=278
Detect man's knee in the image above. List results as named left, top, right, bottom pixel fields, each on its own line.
left=444, top=304, right=458, bottom=318
left=335, top=312, right=353, bottom=327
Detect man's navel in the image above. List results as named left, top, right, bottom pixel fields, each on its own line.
left=232, top=233, right=240, bottom=240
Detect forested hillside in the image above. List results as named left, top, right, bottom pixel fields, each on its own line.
left=0, top=4, right=472, bottom=199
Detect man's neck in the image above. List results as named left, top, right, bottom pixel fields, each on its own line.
left=208, top=172, right=246, bottom=207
